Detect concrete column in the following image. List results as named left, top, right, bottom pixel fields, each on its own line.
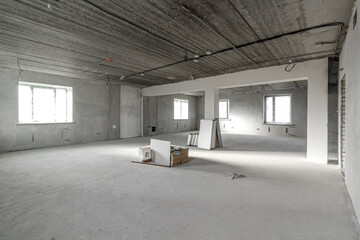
left=204, top=88, right=219, bottom=119
left=109, top=84, right=120, bottom=140
left=307, top=73, right=328, bottom=164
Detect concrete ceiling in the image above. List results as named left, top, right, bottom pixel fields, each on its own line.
left=220, top=80, right=308, bottom=94
left=0, top=0, right=355, bottom=87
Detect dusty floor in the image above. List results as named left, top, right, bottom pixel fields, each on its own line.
left=0, top=132, right=359, bottom=240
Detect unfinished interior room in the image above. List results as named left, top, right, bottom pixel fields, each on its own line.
left=1, top=0, right=360, bottom=239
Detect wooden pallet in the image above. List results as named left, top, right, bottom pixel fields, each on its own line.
left=131, top=161, right=170, bottom=167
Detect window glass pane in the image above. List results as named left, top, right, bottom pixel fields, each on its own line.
left=33, top=88, right=55, bottom=123
left=18, top=85, right=32, bottom=122
left=18, top=82, right=72, bottom=123
left=56, top=89, right=67, bottom=122
left=174, top=99, right=188, bottom=119
left=174, top=100, right=180, bottom=119
left=265, top=97, right=273, bottom=123
left=66, top=89, right=73, bottom=122
left=219, top=100, right=228, bottom=119
left=182, top=100, right=188, bottom=119
left=275, top=96, right=291, bottom=123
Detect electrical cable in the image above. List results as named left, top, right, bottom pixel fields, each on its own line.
left=227, top=0, right=280, bottom=65
left=97, top=1, right=236, bottom=71
left=199, top=50, right=334, bottom=77
left=17, top=58, right=23, bottom=81
left=181, top=4, right=259, bottom=67
left=13, top=18, right=343, bottom=83
left=125, top=22, right=343, bottom=78
left=82, top=0, right=195, bottom=55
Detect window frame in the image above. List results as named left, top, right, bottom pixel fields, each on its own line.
left=218, top=99, right=230, bottom=120
left=263, top=94, right=292, bottom=125
left=18, top=81, right=73, bottom=124
left=173, top=98, right=189, bottom=120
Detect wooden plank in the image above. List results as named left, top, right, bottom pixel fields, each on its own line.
left=131, top=161, right=169, bottom=167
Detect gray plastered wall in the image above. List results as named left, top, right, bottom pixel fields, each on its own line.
left=0, top=68, right=141, bottom=152
left=143, top=94, right=197, bottom=136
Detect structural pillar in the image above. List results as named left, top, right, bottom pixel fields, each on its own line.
left=307, top=71, right=328, bottom=164
left=204, top=87, right=219, bottom=119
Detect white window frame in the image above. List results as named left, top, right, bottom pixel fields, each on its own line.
left=18, top=81, right=73, bottom=124
left=263, top=94, right=292, bottom=125
left=174, top=99, right=189, bottom=120
left=219, top=99, right=230, bottom=119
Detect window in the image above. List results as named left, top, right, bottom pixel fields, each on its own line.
left=174, top=99, right=188, bottom=120
left=219, top=99, right=229, bottom=119
left=18, top=81, right=73, bottom=123
left=264, top=95, right=291, bottom=124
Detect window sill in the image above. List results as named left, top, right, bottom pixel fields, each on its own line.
left=173, top=119, right=189, bottom=121
left=17, top=122, right=76, bottom=126
left=263, top=123, right=292, bottom=126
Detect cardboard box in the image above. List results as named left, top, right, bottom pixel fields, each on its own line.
left=180, top=148, right=189, bottom=164
left=135, top=144, right=189, bottom=167
left=170, top=151, right=182, bottom=167
left=170, top=146, right=189, bottom=167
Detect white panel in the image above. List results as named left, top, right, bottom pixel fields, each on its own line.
left=198, top=119, right=215, bottom=150
left=150, top=139, right=171, bottom=166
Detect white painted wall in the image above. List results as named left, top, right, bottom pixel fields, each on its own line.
left=120, top=86, right=141, bottom=138
left=339, top=0, right=360, bottom=225
left=143, top=59, right=329, bottom=164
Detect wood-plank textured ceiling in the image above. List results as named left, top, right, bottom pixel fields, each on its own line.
left=0, top=0, right=355, bottom=87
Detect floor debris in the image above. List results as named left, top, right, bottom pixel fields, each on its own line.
left=227, top=173, right=246, bottom=180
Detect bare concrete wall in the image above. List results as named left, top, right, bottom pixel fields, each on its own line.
left=196, top=88, right=308, bottom=137
left=109, top=84, right=120, bottom=140
left=0, top=68, right=122, bottom=152
left=339, top=0, right=360, bottom=225
left=196, top=96, right=205, bottom=130
left=143, top=94, right=197, bottom=136
left=143, top=96, right=158, bottom=136
left=328, top=86, right=339, bottom=158
left=120, top=86, right=141, bottom=138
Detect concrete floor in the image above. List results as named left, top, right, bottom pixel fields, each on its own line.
left=0, top=132, right=359, bottom=240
